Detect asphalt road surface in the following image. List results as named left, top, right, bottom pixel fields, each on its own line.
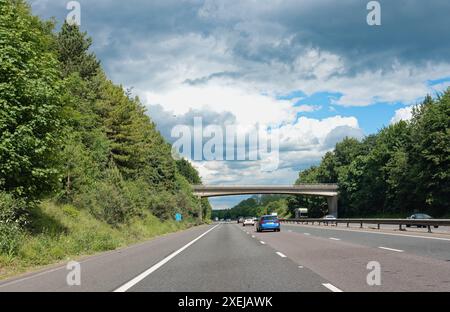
left=1, top=222, right=450, bottom=292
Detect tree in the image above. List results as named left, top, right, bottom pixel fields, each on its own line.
left=0, top=0, right=63, bottom=201
left=408, top=91, right=450, bottom=215
left=56, top=22, right=100, bottom=79
left=176, top=158, right=201, bottom=184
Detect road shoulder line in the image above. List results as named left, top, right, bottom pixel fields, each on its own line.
left=114, top=224, right=219, bottom=292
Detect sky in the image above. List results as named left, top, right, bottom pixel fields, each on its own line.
left=29, top=0, right=450, bottom=209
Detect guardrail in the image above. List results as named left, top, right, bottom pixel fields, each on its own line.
left=279, top=218, right=450, bottom=233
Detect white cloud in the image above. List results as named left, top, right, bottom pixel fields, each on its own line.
left=429, top=81, right=450, bottom=94
left=143, top=84, right=299, bottom=126
left=391, top=106, right=414, bottom=124
left=185, top=114, right=363, bottom=187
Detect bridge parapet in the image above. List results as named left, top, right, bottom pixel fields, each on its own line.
left=192, top=184, right=338, bottom=196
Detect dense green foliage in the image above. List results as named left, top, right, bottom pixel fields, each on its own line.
left=289, top=93, right=450, bottom=217
left=0, top=0, right=63, bottom=201
left=212, top=195, right=290, bottom=220
left=0, top=0, right=211, bottom=269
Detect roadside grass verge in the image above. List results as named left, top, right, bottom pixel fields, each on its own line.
left=0, top=201, right=200, bottom=280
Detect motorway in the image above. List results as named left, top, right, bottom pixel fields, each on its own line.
left=1, top=222, right=450, bottom=292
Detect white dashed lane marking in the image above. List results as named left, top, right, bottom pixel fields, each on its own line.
left=322, top=283, right=343, bottom=292
left=378, top=246, right=404, bottom=252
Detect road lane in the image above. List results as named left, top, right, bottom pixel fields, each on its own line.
left=127, top=223, right=328, bottom=291
left=114, top=224, right=220, bottom=292
left=251, top=225, right=450, bottom=291
left=2, top=221, right=450, bottom=292
left=0, top=225, right=216, bottom=292
left=281, top=223, right=450, bottom=261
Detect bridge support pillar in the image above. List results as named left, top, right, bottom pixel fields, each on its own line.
left=197, top=196, right=203, bottom=221
left=327, top=196, right=338, bottom=218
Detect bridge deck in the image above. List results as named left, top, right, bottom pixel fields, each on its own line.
left=193, top=184, right=339, bottom=198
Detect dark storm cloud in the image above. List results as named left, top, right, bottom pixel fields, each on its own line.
left=30, top=0, right=450, bottom=81
left=184, top=71, right=243, bottom=86
left=269, top=0, right=450, bottom=73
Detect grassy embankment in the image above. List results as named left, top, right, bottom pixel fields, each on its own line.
left=0, top=201, right=202, bottom=280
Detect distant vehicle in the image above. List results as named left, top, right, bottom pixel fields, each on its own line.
left=214, top=217, right=219, bottom=222
left=323, top=214, right=337, bottom=220
left=406, top=213, right=438, bottom=228
left=256, top=215, right=280, bottom=232
left=252, top=217, right=258, bottom=221
left=295, top=208, right=308, bottom=218
left=220, top=218, right=224, bottom=222
left=237, top=217, right=244, bottom=224
left=271, top=212, right=278, bottom=216
left=225, top=218, right=231, bottom=222
left=243, top=217, right=255, bottom=226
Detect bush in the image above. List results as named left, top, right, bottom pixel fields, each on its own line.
left=148, top=192, right=177, bottom=221
left=83, top=166, right=137, bottom=225
left=0, top=192, right=27, bottom=256
left=0, top=223, right=23, bottom=257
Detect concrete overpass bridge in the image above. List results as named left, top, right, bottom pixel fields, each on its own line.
left=193, top=184, right=339, bottom=217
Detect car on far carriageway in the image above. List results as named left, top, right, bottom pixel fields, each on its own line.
left=323, top=214, right=337, bottom=220
left=242, top=217, right=255, bottom=226
left=256, top=215, right=280, bottom=232
left=406, top=213, right=439, bottom=228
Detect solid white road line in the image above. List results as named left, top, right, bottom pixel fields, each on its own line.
left=260, top=241, right=266, bottom=244
left=114, top=224, right=219, bottom=292
left=304, top=233, right=311, bottom=236
left=276, top=251, right=287, bottom=258
left=329, top=237, right=341, bottom=241
left=378, top=246, right=404, bottom=252
left=322, top=283, right=343, bottom=292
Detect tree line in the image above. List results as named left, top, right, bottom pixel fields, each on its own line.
left=0, top=0, right=210, bottom=250
left=290, top=93, right=449, bottom=218
left=212, top=195, right=290, bottom=220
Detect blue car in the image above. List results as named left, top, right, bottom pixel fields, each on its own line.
left=256, top=215, right=280, bottom=232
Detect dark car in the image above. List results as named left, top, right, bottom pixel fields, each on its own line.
left=256, top=215, right=280, bottom=232
left=406, top=213, right=438, bottom=228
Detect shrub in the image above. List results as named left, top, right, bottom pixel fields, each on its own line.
left=148, top=192, right=177, bottom=221
left=84, top=166, right=137, bottom=225
left=0, top=192, right=27, bottom=256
